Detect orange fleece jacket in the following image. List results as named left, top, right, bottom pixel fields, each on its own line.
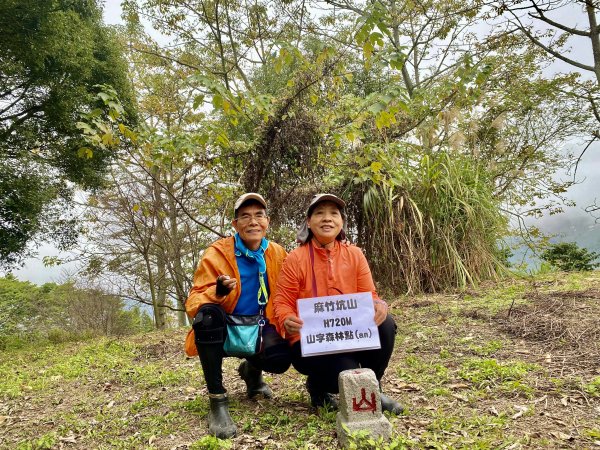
left=273, top=240, right=380, bottom=345
left=184, top=236, right=287, bottom=356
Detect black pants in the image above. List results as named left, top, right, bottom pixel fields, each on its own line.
left=193, top=304, right=291, bottom=394
left=291, top=315, right=397, bottom=394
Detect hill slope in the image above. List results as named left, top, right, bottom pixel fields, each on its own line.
left=2, top=272, right=600, bottom=449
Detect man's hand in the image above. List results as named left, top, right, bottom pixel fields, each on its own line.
left=216, top=275, right=237, bottom=297
left=373, top=299, right=388, bottom=326
left=283, top=315, right=304, bottom=335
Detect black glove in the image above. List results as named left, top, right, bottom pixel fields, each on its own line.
left=216, top=276, right=232, bottom=297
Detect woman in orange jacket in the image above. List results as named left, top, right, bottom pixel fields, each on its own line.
left=273, top=194, right=403, bottom=413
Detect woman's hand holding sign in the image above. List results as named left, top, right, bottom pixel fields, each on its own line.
left=373, top=299, right=388, bottom=326
left=284, top=315, right=304, bottom=335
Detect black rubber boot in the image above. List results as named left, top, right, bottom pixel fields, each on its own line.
left=194, top=305, right=227, bottom=395
left=238, top=360, right=273, bottom=399
left=305, top=378, right=338, bottom=410
left=380, top=393, right=404, bottom=415
left=208, top=394, right=237, bottom=439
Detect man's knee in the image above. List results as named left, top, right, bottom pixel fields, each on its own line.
left=193, top=304, right=227, bottom=345
left=262, top=349, right=291, bottom=374
left=261, top=325, right=291, bottom=374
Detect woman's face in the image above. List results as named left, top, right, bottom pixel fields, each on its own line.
left=307, top=201, right=343, bottom=244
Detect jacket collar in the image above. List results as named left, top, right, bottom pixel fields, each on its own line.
left=212, top=236, right=274, bottom=268
left=310, top=238, right=339, bottom=257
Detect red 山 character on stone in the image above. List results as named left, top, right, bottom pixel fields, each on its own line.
left=352, top=388, right=377, bottom=413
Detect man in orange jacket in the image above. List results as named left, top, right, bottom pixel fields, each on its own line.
left=185, top=193, right=290, bottom=439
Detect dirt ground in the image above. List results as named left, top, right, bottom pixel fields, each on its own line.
left=1, top=272, right=599, bottom=449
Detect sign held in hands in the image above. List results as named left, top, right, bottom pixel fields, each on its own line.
left=297, top=292, right=381, bottom=357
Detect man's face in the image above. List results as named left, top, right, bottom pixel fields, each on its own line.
left=232, top=203, right=270, bottom=250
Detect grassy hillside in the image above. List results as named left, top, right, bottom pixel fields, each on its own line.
left=2, top=272, right=600, bottom=449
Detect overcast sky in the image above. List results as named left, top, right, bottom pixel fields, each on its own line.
left=103, top=0, right=123, bottom=25
left=5, top=0, right=599, bottom=284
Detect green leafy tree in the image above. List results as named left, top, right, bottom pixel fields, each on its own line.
left=104, top=0, right=586, bottom=293
left=0, top=274, right=38, bottom=347
left=541, top=242, right=600, bottom=272
left=0, top=0, right=135, bottom=268
left=494, top=0, right=600, bottom=216
left=78, top=29, right=230, bottom=328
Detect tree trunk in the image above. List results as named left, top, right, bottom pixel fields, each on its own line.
left=151, top=168, right=169, bottom=329
left=167, top=189, right=190, bottom=327
left=586, top=1, right=600, bottom=85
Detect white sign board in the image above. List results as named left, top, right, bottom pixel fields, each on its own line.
left=297, top=292, right=381, bottom=357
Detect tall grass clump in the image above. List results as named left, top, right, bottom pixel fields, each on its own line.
left=348, top=151, right=507, bottom=293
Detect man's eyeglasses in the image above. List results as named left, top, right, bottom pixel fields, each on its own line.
left=235, top=213, right=268, bottom=223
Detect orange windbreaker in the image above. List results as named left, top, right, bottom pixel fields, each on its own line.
left=273, top=240, right=380, bottom=345
left=184, top=236, right=287, bottom=356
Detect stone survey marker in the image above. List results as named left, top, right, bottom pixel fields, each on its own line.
left=336, top=368, right=392, bottom=447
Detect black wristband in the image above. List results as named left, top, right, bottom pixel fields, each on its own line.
left=216, top=276, right=230, bottom=296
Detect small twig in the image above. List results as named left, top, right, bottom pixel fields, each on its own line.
left=507, top=297, right=516, bottom=318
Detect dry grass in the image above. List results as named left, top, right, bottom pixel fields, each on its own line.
left=496, top=289, right=600, bottom=376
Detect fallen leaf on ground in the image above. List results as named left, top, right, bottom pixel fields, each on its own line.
left=511, top=405, right=528, bottom=419
left=448, top=383, right=469, bottom=389
left=452, top=393, right=468, bottom=402
left=59, top=434, right=77, bottom=443
left=391, top=384, right=422, bottom=392
left=550, top=431, right=573, bottom=440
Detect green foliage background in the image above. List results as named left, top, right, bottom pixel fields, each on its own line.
left=0, top=276, right=153, bottom=350
left=0, top=0, right=135, bottom=267
left=2, top=0, right=598, bottom=326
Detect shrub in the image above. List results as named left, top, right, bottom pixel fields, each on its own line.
left=350, top=152, right=507, bottom=293
left=540, top=242, right=600, bottom=272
